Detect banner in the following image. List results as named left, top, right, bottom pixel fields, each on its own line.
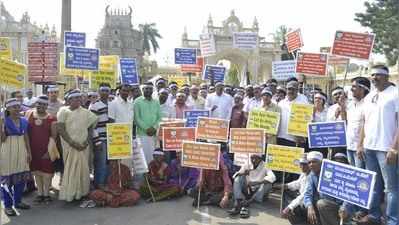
left=0, top=58, right=26, bottom=88
left=182, top=141, right=220, bottom=170
left=266, top=144, right=304, bottom=174
left=120, top=58, right=139, bottom=85
left=99, top=55, right=119, bottom=71
left=181, top=57, right=204, bottom=73
left=272, top=60, right=296, bottom=81
left=162, top=127, right=196, bottom=151
left=28, top=42, right=58, bottom=82
left=288, top=103, right=314, bottom=137
left=233, top=32, right=258, bottom=50
left=184, top=110, right=210, bottom=127
left=65, top=46, right=99, bottom=70
left=90, top=70, right=117, bottom=89
left=202, top=65, right=226, bottom=83
left=308, top=121, right=347, bottom=148
left=199, top=33, right=216, bottom=57
left=158, top=119, right=186, bottom=141
left=168, top=75, right=187, bottom=88
left=296, top=52, right=328, bottom=76
left=286, top=29, right=304, bottom=53
left=331, top=31, right=375, bottom=60
left=0, top=37, right=12, bottom=60
left=64, top=31, right=86, bottom=47
left=318, top=159, right=376, bottom=209
left=229, top=128, right=265, bottom=154
left=196, top=117, right=229, bottom=142
left=106, top=123, right=132, bottom=160
left=59, top=53, right=89, bottom=77
left=234, top=153, right=250, bottom=167
left=247, top=109, right=280, bottom=135
left=174, top=48, right=197, bottom=65
left=320, top=47, right=350, bottom=66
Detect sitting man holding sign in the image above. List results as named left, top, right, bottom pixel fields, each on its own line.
left=228, top=154, right=276, bottom=218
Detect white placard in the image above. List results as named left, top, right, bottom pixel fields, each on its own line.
left=272, top=60, right=296, bottom=81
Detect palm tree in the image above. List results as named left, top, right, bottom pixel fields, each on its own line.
left=139, top=23, right=162, bottom=55
left=270, top=25, right=290, bottom=45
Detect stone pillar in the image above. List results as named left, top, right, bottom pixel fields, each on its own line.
left=60, top=0, right=71, bottom=51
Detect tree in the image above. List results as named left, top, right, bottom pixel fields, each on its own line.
left=355, top=0, right=399, bottom=66
left=271, top=25, right=290, bottom=45
left=139, top=23, right=162, bottom=55
left=225, top=64, right=240, bottom=86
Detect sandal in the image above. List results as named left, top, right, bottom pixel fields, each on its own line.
left=79, top=200, right=90, bottom=208
left=86, top=200, right=96, bottom=208
left=240, top=207, right=250, bottom=219
left=227, top=206, right=241, bottom=216
left=5, top=208, right=17, bottom=216
left=15, top=202, right=31, bottom=210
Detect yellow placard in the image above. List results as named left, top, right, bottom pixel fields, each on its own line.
left=247, top=109, right=280, bottom=135
left=0, top=58, right=26, bottom=88
left=0, top=37, right=12, bottom=60
left=90, top=70, right=117, bottom=89
left=288, top=103, right=314, bottom=137
left=60, top=53, right=90, bottom=77
left=168, top=75, right=187, bottom=88
left=106, top=123, right=132, bottom=160
left=99, top=55, right=119, bottom=71
left=266, top=144, right=304, bottom=174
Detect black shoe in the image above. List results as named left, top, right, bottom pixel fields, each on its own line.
left=34, top=195, right=45, bottom=203
left=15, top=202, right=31, bottom=210
left=227, top=206, right=241, bottom=216
left=5, top=208, right=17, bottom=216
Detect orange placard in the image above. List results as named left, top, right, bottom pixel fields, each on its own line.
left=196, top=117, right=229, bottom=142
left=158, top=119, right=185, bottom=141
left=286, top=29, right=304, bottom=53
left=181, top=57, right=204, bottom=73
left=296, top=52, right=328, bottom=76
left=229, top=128, right=265, bottom=154
left=331, top=31, right=375, bottom=60
left=162, top=127, right=196, bottom=151
left=182, top=141, right=220, bottom=170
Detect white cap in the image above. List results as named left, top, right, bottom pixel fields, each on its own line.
left=307, top=151, right=323, bottom=161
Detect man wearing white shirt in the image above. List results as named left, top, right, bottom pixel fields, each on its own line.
left=356, top=65, right=399, bottom=225
left=205, top=82, right=233, bottom=120
left=243, top=85, right=254, bottom=106
left=326, top=87, right=345, bottom=121
left=186, top=85, right=205, bottom=110
left=243, top=85, right=263, bottom=117
left=23, top=88, right=36, bottom=108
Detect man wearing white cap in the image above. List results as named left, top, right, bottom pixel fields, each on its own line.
left=158, top=88, right=173, bottom=119
left=303, top=151, right=343, bottom=225
left=281, top=155, right=310, bottom=223
left=243, top=85, right=263, bottom=117
left=356, top=65, right=399, bottom=225
left=186, top=85, right=205, bottom=110
left=205, top=82, right=233, bottom=120
left=46, top=85, right=63, bottom=117
left=228, top=154, right=276, bottom=218
left=23, top=88, right=37, bottom=108
left=56, top=89, right=97, bottom=202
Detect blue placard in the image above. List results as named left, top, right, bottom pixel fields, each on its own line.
left=120, top=58, right=139, bottom=85
left=174, top=48, right=197, bottom=65
left=65, top=46, right=99, bottom=70
left=318, top=159, right=376, bottom=209
left=203, top=65, right=226, bottom=82
left=64, top=31, right=86, bottom=47
left=184, top=110, right=210, bottom=127
left=308, top=121, right=347, bottom=148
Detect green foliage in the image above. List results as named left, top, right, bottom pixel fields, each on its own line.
left=139, top=23, right=162, bottom=55
left=226, top=64, right=240, bottom=86
left=355, top=0, right=399, bottom=65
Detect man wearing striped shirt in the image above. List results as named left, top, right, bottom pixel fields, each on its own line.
left=89, top=83, right=112, bottom=189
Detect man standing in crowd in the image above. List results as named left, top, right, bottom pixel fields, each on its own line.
left=158, top=88, right=172, bottom=119
left=89, top=83, right=112, bottom=189
left=356, top=65, right=399, bottom=225
left=205, top=82, right=233, bottom=120
left=134, top=82, right=161, bottom=163
left=243, top=85, right=263, bottom=117
left=243, top=85, right=254, bottom=105
left=57, top=90, right=97, bottom=202
left=171, top=92, right=191, bottom=119
left=230, top=94, right=246, bottom=128
left=23, top=88, right=36, bottom=108
left=187, top=85, right=205, bottom=110
left=46, top=85, right=63, bottom=117
left=327, top=87, right=345, bottom=121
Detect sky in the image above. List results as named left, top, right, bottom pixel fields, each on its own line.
left=3, top=0, right=378, bottom=66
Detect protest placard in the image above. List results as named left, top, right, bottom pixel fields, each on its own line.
left=318, top=159, right=376, bottom=209
left=168, top=75, right=188, bottom=88
left=196, top=117, right=229, bottom=142
left=288, top=103, right=314, bottom=137
left=296, top=52, right=328, bottom=76
left=181, top=57, right=204, bottom=73
left=65, top=46, right=99, bottom=70
left=158, top=119, right=186, bottom=141
left=106, top=123, right=132, bottom=160
left=286, top=29, right=303, bottom=53
left=0, top=37, right=12, bottom=60
left=90, top=70, right=117, bottom=89
left=233, top=32, right=258, bottom=50
left=162, top=127, right=196, bottom=151
left=247, top=109, right=280, bottom=135
left=331, top=31, right=375, bottom=60
left=120, top=58, right=139, bottom=85
left=182, top=141, right=220, bottom=170
left=202, top=65, right=226, bottom=82
left=266, top=144, right=304, bottom=174
left=199, top=33, right=216, bottom=57
left=308, top=121, right=347, bottom=148
left=234, top=153, right=250, bottom=167
left=174, top=48, right=197, bottom=65
left=0, top=58, right=25, bottom=88
left=59, top=53, right=90, bottom=77
left=64, top=31, right=86, bottom=47
left=230, top=128, right=265, bottom=154
left=272, top=60, right=296, bottom=81
left=28, top=42, right=58, bottom=82
left=184, top=110, right=210, bottom=127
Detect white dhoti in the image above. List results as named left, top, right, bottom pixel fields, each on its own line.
left=137, top=135, right=157, bottom=164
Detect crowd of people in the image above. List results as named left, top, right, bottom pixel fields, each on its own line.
left=0, top=64, right=398, bottom=225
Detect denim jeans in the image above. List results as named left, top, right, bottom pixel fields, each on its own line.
left=365, top=149, right=398, bottom=225
left=94, top=142, right=108, bottom=187
left=347, top=149, right=365, bottom=169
